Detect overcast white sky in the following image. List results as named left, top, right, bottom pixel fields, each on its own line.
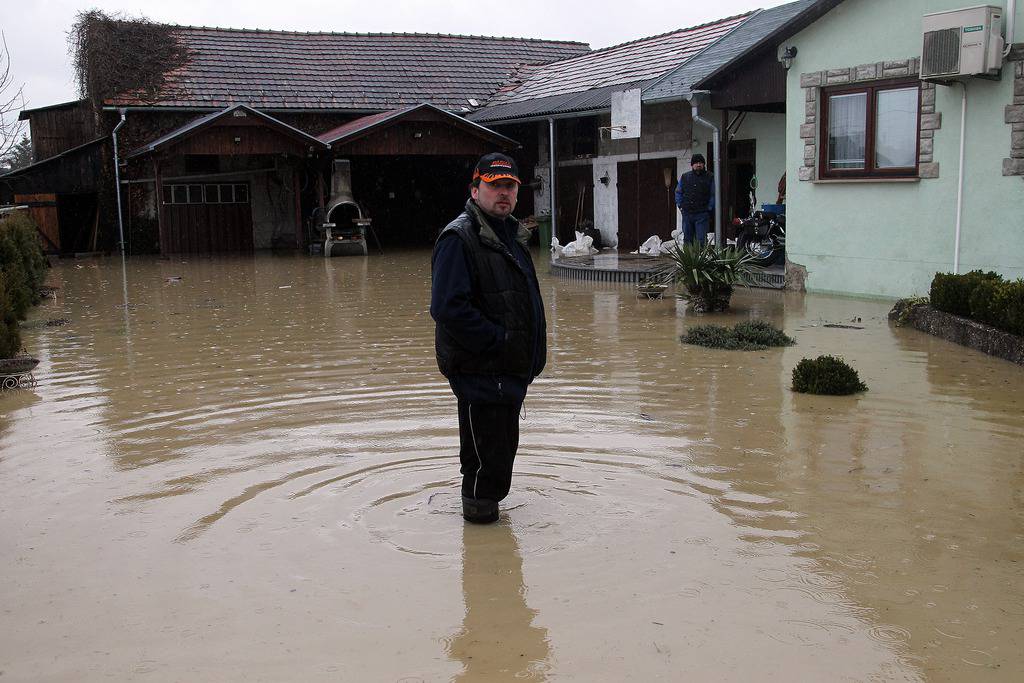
left=6, top=0, right=790, bottom=113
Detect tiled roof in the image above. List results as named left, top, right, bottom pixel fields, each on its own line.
left=692, top=0, right=846, bottom=90
left=644, top=0, right=819, bottom=101
left=104, top=27, right=589, bottom=111
left=468, top=12, right=752, bottom=122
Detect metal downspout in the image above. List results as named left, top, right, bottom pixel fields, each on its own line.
left=548, top=117, right=556, bottom=242
left=953, top=82, right=968, bottom=274
left=112, top=108, right=127, bottom=254
left=688, top=92, right=722, bottom=246
left=1005, top=0, right=1017, bottom=58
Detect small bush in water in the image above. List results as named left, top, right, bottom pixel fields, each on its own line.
left=791, top=355, right=867, bottom=395
left=682, top=319, right=795, bottom=351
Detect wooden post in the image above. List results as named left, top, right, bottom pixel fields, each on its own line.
left=721, top=109, right=731, bottom=225
left=316, top=162, right=325, bottom=212
left=153, top=157, right=166, bottom=254
left=293, top=162, right=303, bottom=249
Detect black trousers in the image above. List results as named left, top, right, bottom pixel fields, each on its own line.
left=457, top=398, right=520, bottom=502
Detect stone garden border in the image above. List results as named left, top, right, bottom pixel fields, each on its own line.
left=889, top=300, right=1024, bottom=366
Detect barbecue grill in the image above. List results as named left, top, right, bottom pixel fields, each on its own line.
left=322, top=160, right=374, bottom=256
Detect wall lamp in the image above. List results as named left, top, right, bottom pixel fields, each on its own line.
left=599, top=173, right=610, bottom=186
left=780, top=46, right=798, bottom=70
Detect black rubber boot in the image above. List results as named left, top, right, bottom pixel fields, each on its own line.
left=462, top=496, right=499, bottom=524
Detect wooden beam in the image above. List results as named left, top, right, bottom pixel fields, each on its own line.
left=293, top=166, right=303, bottom=249
left=153, top=157, right=167, bottom=254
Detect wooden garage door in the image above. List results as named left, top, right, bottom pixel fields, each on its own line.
left=616, top=158, right=678, bottom=249
left=161, top=182, right=253, bottom=253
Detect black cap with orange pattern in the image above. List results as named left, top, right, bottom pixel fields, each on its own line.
left=472, top=153, right=521, bottom=185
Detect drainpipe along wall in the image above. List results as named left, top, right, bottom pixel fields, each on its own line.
left=1005, top=0, right=1017, bottom=57
left=548, top=117, right=557, bottom=241
left=112, top=108, right=127, bottom=254
left=687, top=93, right=723, bottom=246
left=953, top=81, right=967, bottom=274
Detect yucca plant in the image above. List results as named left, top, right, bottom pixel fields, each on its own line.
left=658, top=241, right=755, bottom=312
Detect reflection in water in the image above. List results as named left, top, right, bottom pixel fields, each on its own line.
left=0, top=253, right=1021, bottom=681
left=448, top=523, right=550, bottom=681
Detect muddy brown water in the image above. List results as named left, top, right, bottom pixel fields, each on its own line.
left=1, top=251, right=1022, bottom=682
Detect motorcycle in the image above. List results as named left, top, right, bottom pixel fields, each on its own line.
left=732, top=209, right=785, bottom=266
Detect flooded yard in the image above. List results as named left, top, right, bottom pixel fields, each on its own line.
left=2, top=250, right=1022, bottom=682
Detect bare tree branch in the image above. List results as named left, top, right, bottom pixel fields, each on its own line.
left=68, top=10, right=188, bottom=118
left=0, top=31, right=27, bottom=159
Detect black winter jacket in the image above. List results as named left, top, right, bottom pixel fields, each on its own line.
left=675, top=169, right=715, bottom=214
left=431, top=201, right=546, bottom=383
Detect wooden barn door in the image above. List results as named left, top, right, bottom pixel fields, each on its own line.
left=161, top=182, right=253, bottom=254
left=616, top=158, right=678, bottom=249
left=14, top=194, right=60, bottom=253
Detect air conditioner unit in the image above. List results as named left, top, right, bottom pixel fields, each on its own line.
left=921, top=5, right=1005, bottom=80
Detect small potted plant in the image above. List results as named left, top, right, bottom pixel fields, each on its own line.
left=637, top=276, right=669, bottom=300
left=658, top=241, right=755, bottom=312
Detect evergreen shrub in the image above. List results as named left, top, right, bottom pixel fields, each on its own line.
left=791, top=355, right=867, bottom=395
left=10, top=214, right=48, bottom=294
left=0, top=273, right=21, bottom=358
left=682, top=319, right=795, bottom=351
left=0, top=212, right=46, bottom=322
left=930, top=270, right=1001, bottom=317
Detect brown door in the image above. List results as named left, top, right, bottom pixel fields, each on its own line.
left=162, top=182, right=253, bottom=253
left=555, top=164, right=594, bottom=244
left=617, top=158, right=678, bottom=249
left=725, top=139, right=757, bottom=229
left=14, top=193, right=60, bottom=253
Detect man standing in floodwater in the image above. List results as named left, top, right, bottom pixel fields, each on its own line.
left=675, top=153, right=715, bottom=245
left=430, top=153, right=547, bottom=524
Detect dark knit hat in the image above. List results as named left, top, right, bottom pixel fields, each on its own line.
left=690, top=153, right=706, bottom=166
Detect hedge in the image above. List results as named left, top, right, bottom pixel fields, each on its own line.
left=930, top=270, right=1001, bottom=318
left=931, top=270, right=1024, bottom=337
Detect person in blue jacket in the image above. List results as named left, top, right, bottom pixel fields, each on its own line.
left=430, top=153, right=547, bottom=524
left=674, top=153, right=715, bottom=245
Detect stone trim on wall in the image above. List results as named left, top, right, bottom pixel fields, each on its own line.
left=1004, top=48, right=1024, bottom=177
left=798, top=58, right=941, bottom=181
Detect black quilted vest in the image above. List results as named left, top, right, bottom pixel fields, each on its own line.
left=679, top=170, right=713, bottom=213
left=433, top=201, right=545, bottom=380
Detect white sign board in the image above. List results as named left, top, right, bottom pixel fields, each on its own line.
left=610, top=88, right=641, bottom=140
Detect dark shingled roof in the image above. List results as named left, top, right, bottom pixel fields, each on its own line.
left=104, top=27, right=590, bottom=111
left=467, top=12, right=752, bottom=123
left=18, top=99, right=88, bottom=121
left=643, top=0, right=819, bottom=101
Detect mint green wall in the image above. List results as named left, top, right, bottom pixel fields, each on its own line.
left=688, top=106, right=786, bottom=220
left=786, top=0, right=1024, bottom=298
left=736, top=112, right=787, bottom=207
